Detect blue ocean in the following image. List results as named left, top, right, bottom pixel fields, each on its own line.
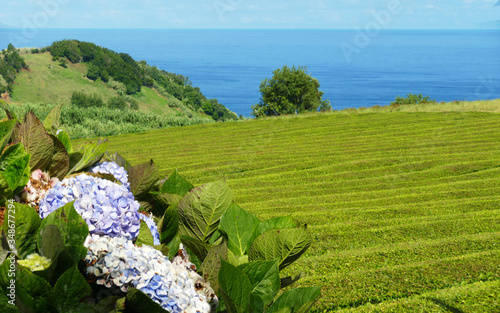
left=1, top=29, right=499, bottom=116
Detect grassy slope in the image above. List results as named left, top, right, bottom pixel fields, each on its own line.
left=75, top=109, right=500, bottom=312
left=6, top=51, right=188, bottom=116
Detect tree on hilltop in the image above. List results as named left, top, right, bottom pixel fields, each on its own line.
left=251, top=65, right=331, bottom=117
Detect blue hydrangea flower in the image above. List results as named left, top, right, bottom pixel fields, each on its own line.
left=39, top=174, right=141, bottom=240
left=84, top=235, right=216, bottom=313
left=91, top=161, right=130, bottom=189
left=139, top=213, right=161, bottom=246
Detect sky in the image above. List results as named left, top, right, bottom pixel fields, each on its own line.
left=0, top=0, right=499, bottom=29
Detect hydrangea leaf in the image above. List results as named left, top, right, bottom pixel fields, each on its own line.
left=219, top=203, right=261, bottom=256
left=158, top=202, right=179, bottom=245
left=0, top=143, right=28, bottom=172
left=38, top=224, right=64, bottom=260
left=129, top=159, right=158, bottom=196
left=180, top=236, right=210, bottom=263
left=218, top=259, right=253, bottom=313
left=280, top=272, right=304, bottom=289
left=201, top=238, right=228, bottom=293
left=125, top=288, right=169, bottom=313
left=15, top=111, right=54, bottom=171
left=48, top=135, right=69, bottom=180
left=160, top=170, right=194, bottom=196
left=0, top=292, right=20, bottom=313
left=52, top=265, right=92, bottom=312
left=2, top=202, right=41, bottom=259
left=136, top=220, right=155, bottom=247
left=178, top=180, right=234, bottom=243
left=248, top=227, right=312, bottom=271
left=67, top=139, right=108, bottom=174
left=94, top=296, right=122, bottom=313
left=266, top=287, right=322, bottom=313
left=16, top=266, right=54, bottom=313
left=0, top=119, right=16, bottom=153
left=2, top=154, right=30, bottom=195
left=238, top=260, right=280, bottom=307
left=43, top=103, right=64, bottom=134
left=0, top=173, right=13, bottom=199
left=56, top=130, right=72, bottom=153
left=253, top=216, right=297, bottom=240
left=165, top=234, right=181, bottom=260
left=38, top=201, right=89, bottom=263
left=42, top=102, right=64, bottom=135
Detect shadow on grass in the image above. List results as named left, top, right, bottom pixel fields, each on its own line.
left=427, top=298, right=465, bottom=313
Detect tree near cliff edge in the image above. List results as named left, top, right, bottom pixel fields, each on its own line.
left=251, top=65, right=331, bottom=117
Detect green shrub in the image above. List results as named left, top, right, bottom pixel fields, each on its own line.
left=391, top=94, right=436, bottom=105
left=71, top=91, right=105, bottom=108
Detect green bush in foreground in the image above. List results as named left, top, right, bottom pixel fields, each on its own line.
left=0, top=104, right=320, bottom=312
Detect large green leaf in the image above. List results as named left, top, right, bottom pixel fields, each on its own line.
left=136, top=220, right=155, bottom=247
left=0, top=173, right=13, bottom=199
left=43, top=103, right=64, bottom=135
left=2, top=202, right=41, bottom=259
left=48, top=135, right=69, bottom=180
left=37, top=202, right=88, bottom=263
left=67, top=139, right=108, bottom=174
left=254, top=216, right=297, bottom=239
left=160, top=170, right=194, bottom=196
left=180, top=236, right=210, bottom=263
left=266, top=287, right=322, bottom=313
left=238, top=260, right=280, bottom=307
left=0, top=292, right=20, bottom=313
left=38, top=224, right=64, bottom=260
left=129, top=159, right=158, bottom=196
left=0, top=119, right=16, bottom=153
left=51, top=265, right=92, bottom=312
left=219, top=203, right=261, bottom=256
left=2, top=154, right=30, bottom=195
left=218, top=259, right=253, bottom=313
left=0, top=143, right=28, bottom=171
left=15, top=111, right=54, bottom=171
left=56, top=131, right=72, bottom=154
left=248, top=227, right=312, bottom=271
left=178, top=180, right=234, bottom=243
left=125, top=288, right=168, bottom=313
left=16, top=265, right=54, bottom=313
left=201, top=238, right=228, bottom=292
left=159, top=204, right=179, bottom=245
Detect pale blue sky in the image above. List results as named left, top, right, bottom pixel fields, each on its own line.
left=1, top=0, right=499, bottom=29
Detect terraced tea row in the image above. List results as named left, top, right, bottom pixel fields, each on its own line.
left=93, top=112, right=500, bottom=311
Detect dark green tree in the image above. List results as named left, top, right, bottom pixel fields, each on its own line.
left=251, top=65, right=330, bottom=117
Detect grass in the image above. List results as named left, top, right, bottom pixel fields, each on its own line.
left=72, top=109, right=500, bottom=312
left=6, top=51, right=195, bottom=116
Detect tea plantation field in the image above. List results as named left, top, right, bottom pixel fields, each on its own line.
left=86, top=112, right=500, bottom=312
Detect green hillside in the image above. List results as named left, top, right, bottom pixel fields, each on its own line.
left=78, top=110, right=500, bottom=312
left=7, top=51, right=179, bottom=115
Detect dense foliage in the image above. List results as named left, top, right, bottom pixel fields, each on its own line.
left=0, top=44, right=28, bottom=94
left=391, top=93, right=436, bottom=106
left=43, top=40, right=237, bottom=122
left=0, top=107, right=320, bottom=312
left=0, top=102, right=214, bottom=139
left=251, top=65, right=331, bottom=117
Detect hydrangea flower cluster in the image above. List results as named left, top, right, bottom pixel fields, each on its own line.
left=84, top=235, right=217, bottom=313
left=15, top=169, right=59, bottom=211
left=18, top=253, right=52, bottom=271
left=38, top=174, right=141, bottom=240
left=139, top=213, right=161, bottom=246
left=91, top=161, right=130, bottom=189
